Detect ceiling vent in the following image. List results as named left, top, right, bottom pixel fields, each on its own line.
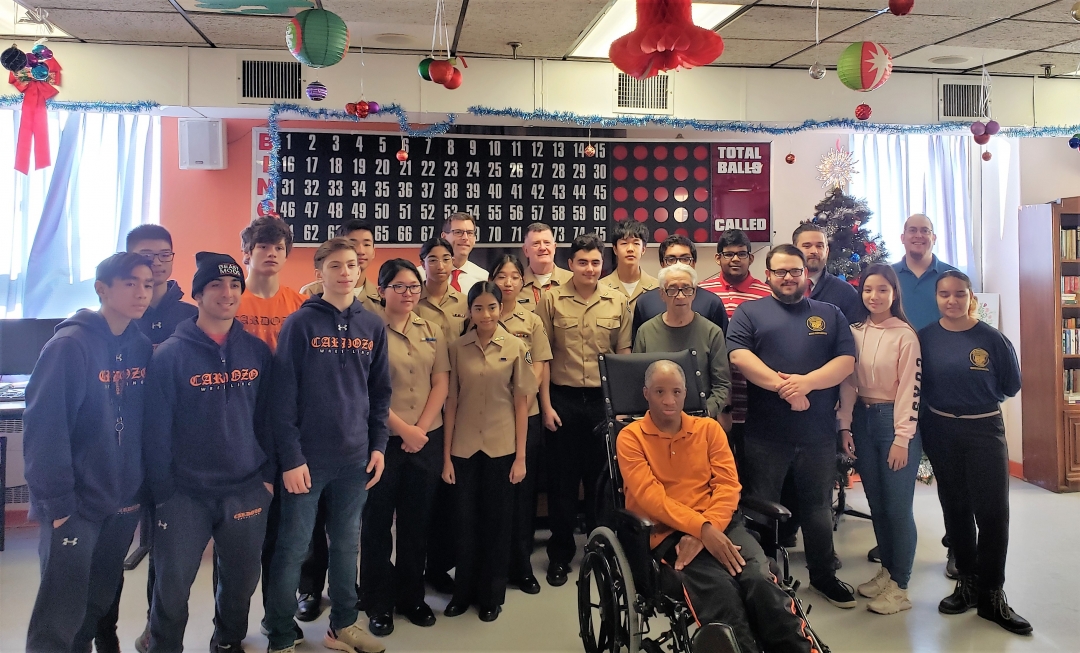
left=240, top=60, right=302, bottom=104
left=938, top=78, right=988, bottom=121
left=614, top=70, right=673, bottom=115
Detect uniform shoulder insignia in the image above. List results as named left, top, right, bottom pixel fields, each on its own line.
left=525, top=351, right=533, bottom=365
left=493, top=336, right=505, bottom=341
left=412, top=316, right=425, bottom=324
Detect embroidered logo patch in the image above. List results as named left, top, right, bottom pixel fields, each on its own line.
left=970, top=348, right=990, bottom=370
left=806, top=316, right=826, bottom=332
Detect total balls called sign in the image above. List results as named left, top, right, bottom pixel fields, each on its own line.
left=252, top=128, right=773, bottom=246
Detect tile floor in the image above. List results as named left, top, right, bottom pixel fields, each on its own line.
left=2, top=478, right=1078, bottom=653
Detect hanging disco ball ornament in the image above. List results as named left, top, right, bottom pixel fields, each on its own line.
left=855, top=104, right=872, bottom=121
left=785, top=153, right=796, bottom=164
left=836, top=41, right=893, bottom=92
left=1, top=44, right=26, bottom=72
left=609, top=0, right=724, bottom=79
left=305, top=81, right=327, bottom=101
left=808, top=62, right=827, bottom=80
left=286, top=8, right=350, bottom=68
left=1072, top=2, right=1080, bottom=22
left=584, top=144, right=596, bottom=158
left=889, top=0, right=915, bottom=16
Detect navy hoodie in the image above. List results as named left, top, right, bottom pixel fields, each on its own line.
left=810, top=271, right=868, bottom=324
left=270, top=295, right=391, bottom=471
left=22, top=310, right=152, bottom=522
left=143, top=319, right=274, bottom=504
left=135, top=280, right=199, bottom=346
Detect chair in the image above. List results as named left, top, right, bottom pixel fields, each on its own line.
left=575, top=351, right=831, bottom=653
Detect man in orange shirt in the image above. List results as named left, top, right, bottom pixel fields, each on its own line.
left=237, top=216, right=306, bottom=352
left=617, top=360, right=817, bottom=653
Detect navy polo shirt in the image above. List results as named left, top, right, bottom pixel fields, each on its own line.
left=893, top=255, right=958, bottom=332
left=726, top=296, right=856, bottom=443
left=918, top=321, right=1021, bottom=414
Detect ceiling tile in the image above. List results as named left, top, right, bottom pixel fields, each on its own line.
left=43, top=9, right=205, bottom=43
left=1011, top=0, right=1080, bottom=23
left=189, top=14, right=289, bottom=48
left=177, top=0, right=312, bottom=15
left=713, top=39, right=813, bottom=66
left=838, top=14, right=987, bottom=52
left=985, top=50, right=1080, bottom=75
left=758, top=0, right=1052, bottom=19
left=458, top=0, right=610, bottom=57
left=778, top=41, right=875, bottom=68
left=39, top=0, right=176, bottom=10
left=1046, top=39, right=1080, bottom=53
left=322, top=0, right=463, bottom=24
left=720, top=6, right=873, bottom=42
left=941, top=17, right=1080, bottom=50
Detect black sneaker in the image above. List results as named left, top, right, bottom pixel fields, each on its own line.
left=810, top=577, right=857, bottom=608
left=211, top=641, right=246, bottom=653
left=938, top=575, right=978, bottom=615
left=867, top=545, right=881, bottom=563
left=945, top=548, right=959, bottom=580
left=978, top=588, right=1033, bottom=635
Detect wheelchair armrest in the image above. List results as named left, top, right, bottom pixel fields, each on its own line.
left=615, top=508, right=654, bottom=533
left=739, top=496, right=792, bottom=522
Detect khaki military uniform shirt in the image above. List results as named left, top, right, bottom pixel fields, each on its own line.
left=300, top=276, right=383, bottom=315
left=386, top=315, right=451, bottom=432
left=415, top=285, right=468, bottom=339
left=601, top=270, right=658, bottom=315
left=538, top=281, right=632, bottom=388
left=503, top=307, right=553, bottom=416
left=518, top=265, right=573, bottom=314
left=448, top=325, right=536, bottom=458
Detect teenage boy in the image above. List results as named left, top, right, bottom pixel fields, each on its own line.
left=519, top=223, right=572, bottom=313
left=143, top=253, right=274, bottom=653
left=238, top=216, right=306, bottom=352
left=632, top=234, right=728, bottom=340
left=127, top=224, right=199, bottom=347
left=301, top=219, right=382, bottom=313
left=538, top=233, right=632, bottom=587
left=793, top=222, right=865, bottom=323
left=264, top=237, right=391, bottom=653
left=23, top=253, right=154, bottom=653
left=439, top=212, right=488, bottom=295
left=601, top=221, right=657, bottom=315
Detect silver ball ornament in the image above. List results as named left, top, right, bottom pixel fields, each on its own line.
left=1072, top=2, right=1080, bottom=22
left=809, top=62, right=827, bottom=80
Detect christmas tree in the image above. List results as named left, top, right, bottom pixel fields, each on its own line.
left=808, top=187, right=889, bottom=284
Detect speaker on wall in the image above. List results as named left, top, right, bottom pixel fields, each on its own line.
left=178, top=118, right=227, bottom=170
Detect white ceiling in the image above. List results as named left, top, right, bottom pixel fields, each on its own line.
left=11, top=0, right=1080, bottom=77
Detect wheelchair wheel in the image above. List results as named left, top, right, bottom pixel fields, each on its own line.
left=577, top=526, right=641, bottom=653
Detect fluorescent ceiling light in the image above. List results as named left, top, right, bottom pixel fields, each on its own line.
left=570, top=0, right=741, bottom=59
left=0, top=2, right=71, bottom=39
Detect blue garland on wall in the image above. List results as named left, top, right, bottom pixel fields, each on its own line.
left=0, top=96, right=159, bottom=113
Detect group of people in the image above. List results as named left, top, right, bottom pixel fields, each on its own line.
left=21, top=207, right=1028, bottom=653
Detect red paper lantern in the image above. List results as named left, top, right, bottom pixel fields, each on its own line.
left=609, top=0, right=724, bottom=79
left=889, top=0, right=914, bottom=16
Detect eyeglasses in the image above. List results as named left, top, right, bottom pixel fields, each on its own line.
left=662, top=256, right=695, bottom=266
left=449, top=229, right=476, bottom=238
left=769, top=268, right=805, bottom=278
left=663, top=286, right=696, bottom=297
left=905, top=227, right=933, bottom=236
left=138, top=251, right=174, bottom=262
left=424, top=256, right=453, bottom=266
left=387, top=283, right=422, bottom=295
left=718, top=251, right=750, bottom=261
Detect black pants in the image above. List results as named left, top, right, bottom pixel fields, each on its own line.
left=658, top=516, right=816, bottom=653
left=742, top=437, right=837, bottom=585
left=97, top=505, right=160, bottom=645
left=425, top=481, right=457, bottom=580
left=149, top=484, right=271, bottom=652
left=509, top=415, right=543, bottom=580
left=360, top=430, right=442, bottom=614
left=27, top=508, right=141, bottom=653
left=452, top=451, right=515, bottom=608
left=545, top=384, right=607, bottom=566
left=262, top=486, right=329, bottom=610
left=921, top=410, right=1010, bottom=588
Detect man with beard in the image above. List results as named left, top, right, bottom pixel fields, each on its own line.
left=726, top=245, right=858, bottom=609
left=793, top=223, right=865, bottom=323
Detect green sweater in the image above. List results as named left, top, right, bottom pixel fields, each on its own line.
left=633, top=313, right=731, bottom=418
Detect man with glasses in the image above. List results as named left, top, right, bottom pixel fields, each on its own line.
left=519, top=222, right=573, bottom=313
left=793, top=223, right=865, bottom=323
left=892, top=214, right=958, bottom=331
left=631, top=235, right=728, bottom=341
left=127, top=225, right=199, bottom=348
left=437, top=212, right=487, bottom=296
left=726, top=244, right=858, bottom=610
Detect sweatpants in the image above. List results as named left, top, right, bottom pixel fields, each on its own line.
left=27, top=507, right=141, bottom=653
left=452, top=451, right=516, bottom=609
left=658, top=516, right=817, bottom=653
left=148, top=483, right=271, bottom=652
left=508, top=415, right=543, bottom=581
left=921, top=410, right=1010, bottom=588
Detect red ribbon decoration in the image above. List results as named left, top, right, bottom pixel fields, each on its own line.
left=9, top=57, right=61, bottom=174
left=608, top=0, right=724, bottom=80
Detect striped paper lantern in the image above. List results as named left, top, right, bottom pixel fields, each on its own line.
left=836, top=42, right=893, bottom=92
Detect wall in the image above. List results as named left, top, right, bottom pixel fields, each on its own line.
left=1019, top=137, right=1080, bottom=206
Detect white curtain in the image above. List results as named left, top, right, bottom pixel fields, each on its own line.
left=850, top=134, right=973, bottom=275
left=0, top=111, right=160, bottom=318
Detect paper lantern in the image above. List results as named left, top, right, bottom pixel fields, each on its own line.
left=609, top=0, right=724, bottom=79
left=836, top=42, right=893, bottom=92
left=286, top=9, right=349, bottom=68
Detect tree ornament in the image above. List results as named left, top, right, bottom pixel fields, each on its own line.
left=25, top=52, right=38, bottom=67
left=865, top=242, right=876, bottom=253
left=808, top=62, right=826, bottom=80
left=855, top=104, right=872, bottom=121
left=286, top=8, right=350, bottom=68
left=1072, top=1, right=1080, bottom=22
left=850, top=252, right=861, bottom=263
left=356, top=100, right=369, bottom=118
left=584, top=144, right=597, bottom=158
left=8, top=39, right=61, bottom=173
left=1070, top=135, right=1080, bottom=149
left=305, top=81, right=327, bottom=101
left=817, top=142, right=859, bottom=189
left=609, top=0, right=724, bottom=79
left=443, top=66, right=463, bottom=89
left=983, top=151, right=993, bottom=162
left=970, top=121, right=985, bottom=136
left=836, top=42, right=893, bottom=92
left=1, top=44, right=26, bottom=72
left=889, top=0, right=914, bottom=16
left=985, top=120, right=1000, bottom=136
left=785, top=153, right=796, bottom=164
left=428, top=59, right=453, bottom=85
left=838, top=273, right=846, bottom=281
left=367, top=101, right=380, bottom=114
left=31, top=43, right=52, bottom=59
left=974, top=133, right=990, bottom=145
left=345, top=102, right=357, bottom=115
left=418, top=57, right=434, bottom=81
left=396, top=149, right=409, bottom=162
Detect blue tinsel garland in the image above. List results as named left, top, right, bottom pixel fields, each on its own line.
left=0, top=95, right=159, bottom=113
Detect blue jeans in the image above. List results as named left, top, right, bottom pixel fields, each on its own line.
left=264, top=462, right=369, bottom=650
left=851, top=402, right=921, bottom=589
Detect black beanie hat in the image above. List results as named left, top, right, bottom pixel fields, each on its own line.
left=192, top=251, right=246, bottom=297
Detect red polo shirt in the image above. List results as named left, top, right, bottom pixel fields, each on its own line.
left=700, top=274, right=771, bottom=423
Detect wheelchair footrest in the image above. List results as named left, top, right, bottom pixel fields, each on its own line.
left=691, top=623, right=742, bottom=653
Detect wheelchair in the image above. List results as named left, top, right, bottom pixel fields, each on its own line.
left=576, top=350, right=831, bottom=653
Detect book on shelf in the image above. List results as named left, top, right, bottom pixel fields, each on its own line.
left=1063, top=228, right=1079, bottom=259
left=1065, top=369, right=1080, bottom=398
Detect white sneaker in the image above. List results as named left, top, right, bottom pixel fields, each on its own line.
left=857, top=567, right=891, bottom=599
left=867, top=580, right=912, bottom=615
left=324, top=618, right=386, bottom=653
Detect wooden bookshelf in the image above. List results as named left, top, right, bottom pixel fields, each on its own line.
left=1018, top=197, right=1080, bottom=492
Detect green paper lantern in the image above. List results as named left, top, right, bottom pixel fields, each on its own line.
left=286, top=8, right=349, bottom=68
left=836, top=41, right=892, bottom=92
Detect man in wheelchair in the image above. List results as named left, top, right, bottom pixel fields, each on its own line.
left=616, top=360, right=818, bottom=653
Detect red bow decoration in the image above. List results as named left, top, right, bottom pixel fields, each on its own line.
left=9, top=57, right=61, bottom=174
left=608, top=0, right=724, bottom=79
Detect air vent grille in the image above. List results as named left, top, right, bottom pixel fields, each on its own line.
left=940, top=82, right=987, bottom=120
left=5, top=484, right=28, bottom=505
left=616, top=72, right=671, bottom=113
left=241, top=60, right=302, bottom=101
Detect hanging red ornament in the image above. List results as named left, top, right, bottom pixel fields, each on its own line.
left=396, top=149, right=409, bottom=162
left=983, top=151, right=993, bottom=162
left=866, top=242, right=877, bottom=253
left=855, top=104, right=872, bottom=121
left=443, top=67, right=463, bottom=89
left=609, top=0, right=724, bottom=79
left=888, top=0, right=914, bottom=16
left=785, top=153, right=796, bottom=164
left=974, top=133, right=991, bottom=145
left=428, top=59, right=453, bottom=85
left=356, top=100, right=369, bottom=118
left=345, top=102, right=357, bottom=116
left=584, top=144, right=596, bottom=157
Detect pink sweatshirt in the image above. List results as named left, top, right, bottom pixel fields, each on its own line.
left=838, top=316, right=921, bottom=448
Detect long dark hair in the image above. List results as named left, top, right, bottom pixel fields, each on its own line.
left=376, top=258, right=422, bottom=308
left=488, top=254, right=525, bottom=281
left=936, top=269, right=978, bottom=317
left=462, top=281, right=504, bottom=336
left=853, top=263, right=911, bottom=327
